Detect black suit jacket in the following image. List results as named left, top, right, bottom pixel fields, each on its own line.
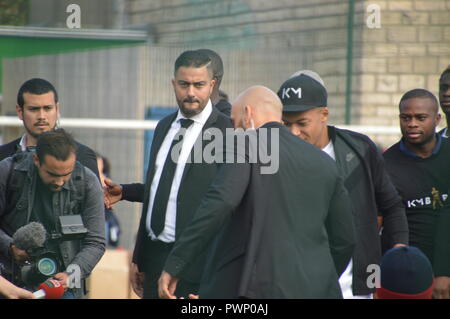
left=0, top=137, right=99, bottom=178
left=214, top=99, right=231, bottom=117
left=164, top=122, right=355, bottom=298
left=133, top=107, right=232, bottom=283
left=121, top=100, right=231, bottom=202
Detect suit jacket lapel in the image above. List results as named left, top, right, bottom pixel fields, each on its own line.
left=141, top=112, right=178, bottom=220
left=180, top=108, right=219, bottom=183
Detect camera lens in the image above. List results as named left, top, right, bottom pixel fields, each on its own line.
left=37, top=257, right=57, bottom=276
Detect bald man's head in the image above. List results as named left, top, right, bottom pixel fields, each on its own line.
left=231, top=86, right=282, bottom=129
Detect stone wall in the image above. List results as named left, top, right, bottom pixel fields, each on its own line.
left=356, top=0, right=450, bottom=145
left=126, top=0, right=450, bottom=146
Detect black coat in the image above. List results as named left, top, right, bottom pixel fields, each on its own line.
left=0, top=137, right=99, bottom=178
left=214, top=99, right=231, bottom=117
left=120, top=99, right=232, bottom=201
left=132, top=107, right=232, bottom=284
left=164, top=122, right=355, bottom=298
left=329, top=126, right=409, bottom=295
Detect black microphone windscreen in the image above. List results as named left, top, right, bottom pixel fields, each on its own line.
left=13, top=222, right=47, bottom=251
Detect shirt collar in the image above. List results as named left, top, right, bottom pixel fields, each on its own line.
left=442, top=127, right=448, bottom=138
left=399, top=133, right=442, bottom=158
left=19, top=134, right=27, bottom=151
left=175, top=100, right=212, bottom=125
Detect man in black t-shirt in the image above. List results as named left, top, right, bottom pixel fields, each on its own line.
left=384, top=88, right=450, bottom=299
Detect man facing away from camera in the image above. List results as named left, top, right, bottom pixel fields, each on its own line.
left=158, top=86, right=355, bottom=299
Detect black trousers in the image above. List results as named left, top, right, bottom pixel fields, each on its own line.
left=141, top=237, right=199, bottom=299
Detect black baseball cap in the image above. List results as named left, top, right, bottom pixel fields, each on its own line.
left=277, top=70, right=327, bottom=113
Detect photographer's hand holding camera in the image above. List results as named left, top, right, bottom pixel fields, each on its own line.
left=0, top=129, right=105, bottom=298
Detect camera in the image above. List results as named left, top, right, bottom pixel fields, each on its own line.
left=18, top=215, right=88, bottom=287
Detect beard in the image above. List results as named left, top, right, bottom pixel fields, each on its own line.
left=178, top=97, right=207, bottom=117
left=24, top=121, right=54, bottom=139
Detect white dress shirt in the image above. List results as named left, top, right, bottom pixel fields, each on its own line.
left=19, top=134, right=28, bottom=151
left=146, top=101, right=212, bottom=242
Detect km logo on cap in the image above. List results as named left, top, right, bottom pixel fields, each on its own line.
left=281, top=87, right=302, bottom=100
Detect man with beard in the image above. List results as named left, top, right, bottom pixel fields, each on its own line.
left=438, top=66, right=450, bottom=138
left=104, top=50, right=232, bottom=298
left=383, top=89, right=450, bottom=299
left=0, top=78, right=98, bottom=177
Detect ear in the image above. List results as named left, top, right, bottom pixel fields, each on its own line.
left=16, top=105, right=24, bottom=120
left=436, top=112, right=442, bottom=126
left=56, top=102, right=60, bottom=119
left=244, top=104, right=252, bottom=119
left=171, top=78, right=176, bottom=89
left=33, top=153, right=40, bottom=168
left=320, top=107, right=329, bottom=122
left=210, top=78, right=216, bottom=91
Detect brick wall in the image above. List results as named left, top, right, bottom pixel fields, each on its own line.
left=126, top=0, right=450, bottom=146
left=128, top=0, right=351, bottom=124
left=355, top=0, right=450, bottom=146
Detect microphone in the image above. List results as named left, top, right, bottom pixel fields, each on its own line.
left=12, top=222, right=47, bottom=251
left=33, top=279, right=65, bottom=299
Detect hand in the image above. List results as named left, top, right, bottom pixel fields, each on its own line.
left=377, top=216, right=383, bottom=230
left=10, top=244, right=30, bottom=263
left=104, top=178, right=123, bottom=209
left=53, top=272, right=69, bottom=291
left=393, top=243, right=407, bottom=248
left=433, top=276, right=450, bottom=299
left=158, top=271, right=178, bottom=299
left=130, top=262, right=145, bottom=298
left=0, top=276, right=35, bottom=299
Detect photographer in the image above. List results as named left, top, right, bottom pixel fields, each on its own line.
left=0, top=129, right=105, bottom=298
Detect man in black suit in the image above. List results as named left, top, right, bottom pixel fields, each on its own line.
left=104, top=50, right=232, bottom=298
left=0, top=78, right=99, bottom=177
left=104, top=49, right=231, bottom=207
left=158, top=86, right=355, bottom=299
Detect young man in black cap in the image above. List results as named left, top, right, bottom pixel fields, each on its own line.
left=438, top=66, right=450, bottom=138
left=383, top=89, right=450, bottom=299
left=277, top=70, right=409, bottom=298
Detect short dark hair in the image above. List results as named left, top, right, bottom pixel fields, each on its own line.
left=197, top=49, right=224, bottom=82
left=36, top=128, right=77, bottom=164
left=174, top=50, right=213, bottom=78
left=439, top=65, right=450, bottom=82
left=399, top=89, right=439, bottom=110
left=17, top=78, right=59, bottom=108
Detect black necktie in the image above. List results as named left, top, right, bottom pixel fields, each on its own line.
left=150, top=118, right=194, bottom=236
